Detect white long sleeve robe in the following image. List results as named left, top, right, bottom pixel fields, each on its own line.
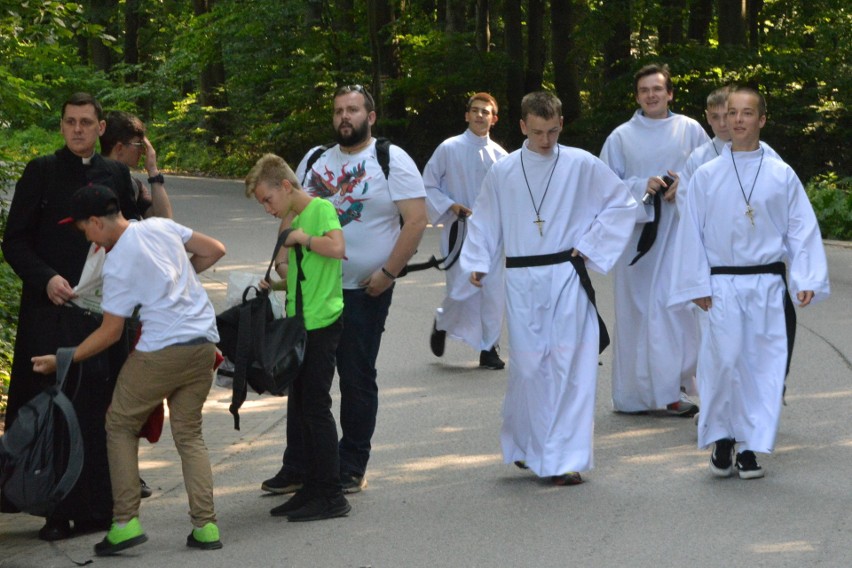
left=461, top=143, right=636, bottom=476
left=423, top=129, right=508, bottom=350
left=600, top=110, right=710, bottom=412
left=669, top=146, right=830, bottom=453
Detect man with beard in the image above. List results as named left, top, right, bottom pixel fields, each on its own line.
left=261, top=84, right=427, bottom=499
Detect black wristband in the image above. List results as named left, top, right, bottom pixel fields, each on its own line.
left=147, top=173, right=164, bottom=184
left=381, top=267, right=396, bottom=280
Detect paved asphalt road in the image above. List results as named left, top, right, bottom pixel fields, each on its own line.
left=1, top=174, right=851, bottom=568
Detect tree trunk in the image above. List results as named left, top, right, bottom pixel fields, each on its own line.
left=306, top=0, right=323, bottom=25
left=123, top=0, right=140, bottom=83
left=475, top=0, right=491, bottom=52
left=335, top=0, right=355, bottom=33
left=193, top=0, right=230, bottom=144
left=747, top=0, right=763, bottom=49
left=446, top=0, right=467, bottom=32
left=526, top=0, right=545, bottom=93
left=551, top=0, right=581, bottom=124
left=687, top=0, right=713, bottom=44
left=717, top=0, right=747, bottom=47
left=87, top=0, right=117, bottom=71
left=367, top=0, right=405, bottom=135
left=602, top=0, right=631, bottom=82
left=504, top=0, right=525, bottom=148
left=658, top=0, right=686, bottom=49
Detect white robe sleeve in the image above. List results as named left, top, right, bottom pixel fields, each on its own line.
left=668, top=172, right=713, bottom=307
left=783, top=166, right=831, bottom=303
left=422, top=144, right=455, bottom=225
left=600, top=133, right=655, bottom=224
left=460, top=169, right=501, bottom=277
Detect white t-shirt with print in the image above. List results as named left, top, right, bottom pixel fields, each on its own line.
left=101, top=218, right=219, bottom=352
left=295, top=138, right=426, bottom=289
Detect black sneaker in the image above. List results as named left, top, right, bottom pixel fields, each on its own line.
left=261, top=467, right=303, bottom=494
left=479, top=346, right=505, bottom=370
left=286, top=494, right=351, bottom=522
left=340, top=472, right=366, bottom=494
left=430, top=319, right=446, bottom=357
left=270, top=488, right=313, bottom=517
left=709, top=438, right=735, bottom=477
left=736, top=450, right=765, bottom=479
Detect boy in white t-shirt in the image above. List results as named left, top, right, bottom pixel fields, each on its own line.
left=33, top=184, right=226, bottom=556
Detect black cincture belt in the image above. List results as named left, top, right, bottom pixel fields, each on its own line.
left=710, top=261, right=796, bottom=376
left=505, top=249, right=610, bottom=354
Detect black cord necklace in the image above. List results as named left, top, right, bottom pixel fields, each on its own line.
left=711, top=139, right=720, bottom=156
left=730, top=146, right=764, bottom=227
left=520, top=144, right=560, bottom=236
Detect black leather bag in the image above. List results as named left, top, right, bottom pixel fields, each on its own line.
left=217, top=229, right=306, bottom=430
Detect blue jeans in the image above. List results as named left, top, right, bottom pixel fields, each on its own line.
left=282, top=286, right=393, bottom=478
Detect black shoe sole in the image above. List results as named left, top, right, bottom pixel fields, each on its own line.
left=261, top=481, right=303, bottom=494
left=287, top=503, right=352, bottom=522
left=187, top=534, right=223, bottom=550
left=94, top=534, right=149, bottom=556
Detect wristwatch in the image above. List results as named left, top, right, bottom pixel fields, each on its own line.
left=147, top=173, right=165, bottom=184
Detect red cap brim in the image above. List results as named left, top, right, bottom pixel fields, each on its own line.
left=58, top=216, right=75, bottom=225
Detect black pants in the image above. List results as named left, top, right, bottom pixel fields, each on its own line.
left=286, top=317, right=344, bottom=498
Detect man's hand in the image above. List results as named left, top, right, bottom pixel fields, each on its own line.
left=470, top=271, right=485, bottom=288
left=32, top=354, right=57, bottom=375
left=692, top=296, right=712, bottom=311
left=46, top=275, right=76, bottom=305
left=143, top=136, right=159, bottom=178
left=360, top=268, right=395, bottom=297
left=450, top=203, right=472, bottom=218
left=646, top=171, right=679, bottom=203
left=797, top=290, right=815, bottom=307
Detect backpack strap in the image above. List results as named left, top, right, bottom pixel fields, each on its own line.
left=51, top=348, right=84, bottom=507
left=301, top=144, right=333, bottom=186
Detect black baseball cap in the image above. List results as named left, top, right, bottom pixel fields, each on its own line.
left=58, top=184, right=120, bottom=225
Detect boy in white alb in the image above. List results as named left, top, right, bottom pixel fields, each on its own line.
left=669, top=87, right=830, bottom=479
left=424, top=92, right=508, bottom=369
left=33, top=184, right=226, bottom=555
left=600, top=63, right=709, bottom=416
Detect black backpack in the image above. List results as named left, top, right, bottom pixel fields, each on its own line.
left=0, top=348, right=83, bottom=516
left=301, top=137, right=392, bottom=185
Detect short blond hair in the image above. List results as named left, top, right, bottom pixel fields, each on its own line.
left=245, top=153, right=301, bottom=198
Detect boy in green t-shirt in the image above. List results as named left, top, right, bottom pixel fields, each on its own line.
left=245, top=154, right=349, bottom=521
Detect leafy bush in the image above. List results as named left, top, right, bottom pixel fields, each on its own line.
left=806, top=173, right=852, bottom=240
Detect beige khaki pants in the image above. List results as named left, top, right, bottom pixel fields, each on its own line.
left=106, top=342, right=217, bottom=527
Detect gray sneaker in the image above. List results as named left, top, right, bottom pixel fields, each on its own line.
left=340, top=473, right=367, bottom=494
left=666, top=392, right=699, bottom=417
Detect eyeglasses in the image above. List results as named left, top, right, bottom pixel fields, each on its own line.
left=335, top=84, right=375, bottom=111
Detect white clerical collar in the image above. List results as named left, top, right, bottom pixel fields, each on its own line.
left=463, top=128, right=490, bottom=147
left=521, top=140, right=558, bottom=160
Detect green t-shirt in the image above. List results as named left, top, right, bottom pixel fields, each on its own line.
left=287, top=198, right=344, bottom=330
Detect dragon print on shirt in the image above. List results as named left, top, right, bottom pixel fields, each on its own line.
left=304, top=159, right=373, bottom=227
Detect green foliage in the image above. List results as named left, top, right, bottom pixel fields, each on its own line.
left=806, top=173, right=852, bottom=240
left=0, top=247, right=20, bottom=416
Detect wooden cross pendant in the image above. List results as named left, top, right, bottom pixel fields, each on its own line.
left=745, top=205, right=755, bottom=227
left=534, top=216, right=545, bottom=236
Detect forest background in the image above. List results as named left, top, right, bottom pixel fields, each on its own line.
left=0, top=0, right=850, bottom=411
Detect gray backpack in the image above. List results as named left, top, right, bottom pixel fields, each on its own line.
left=0, top=348, right=83, bottom=516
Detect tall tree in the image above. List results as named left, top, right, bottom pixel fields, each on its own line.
left=602, top=0, right=631, bottom=81
left=551, top=0, right=581, bottom=123
left=367, top=0, right=405, bottom=134
left=475, top=0, right=491, bottom=51
left=123, top=0, right=141, bottom=83
left=658, top=0, right=687, bottom=48
left=526, top=0, right=546, bottom=93
left=747, top=0, right=763, bottom=49
left=193, top=0, right=229, bottom=144
left=446, top=0, right=467, bottom=32
left=687, top=0, right=713, bottom=43
left=504, top=0, right=525, bottom=147
left=717, top=0, right=747, bottom=46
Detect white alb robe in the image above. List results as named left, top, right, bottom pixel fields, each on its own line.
left=461, top=143, right=636, bottom=476
left=423, top=129, right=508, bottom=350
left=669, top=146, right=830, bottom=453
left=600, top=110, right=709, bottom=412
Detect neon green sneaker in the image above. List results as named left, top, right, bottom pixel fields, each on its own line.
left=94, top=517, right=148, bottom=556
left=186, top=522, right=223, bottom=550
